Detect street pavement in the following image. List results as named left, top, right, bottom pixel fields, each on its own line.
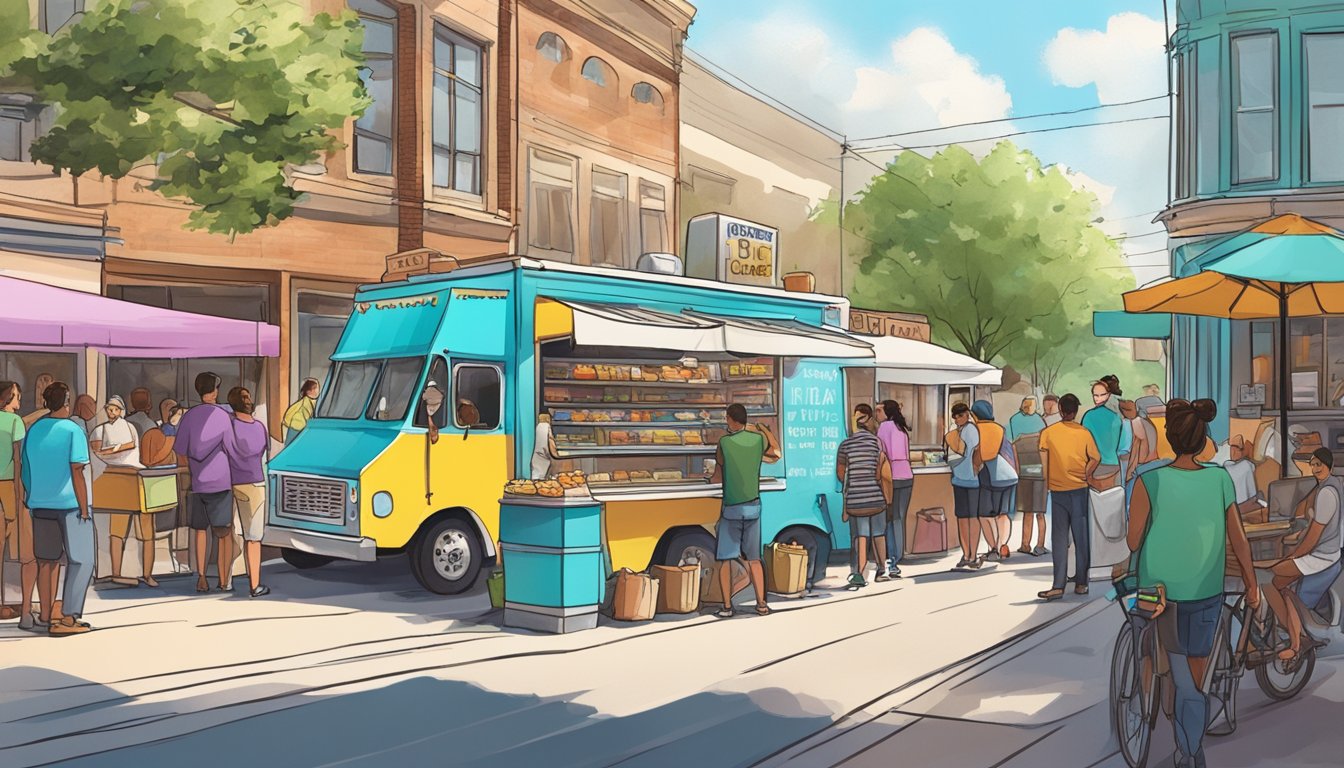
left=3, top=540, right=1342, bottom=767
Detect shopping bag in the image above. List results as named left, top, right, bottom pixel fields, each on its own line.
left=702, top=558, right=751, bottom=604
left=613, top=568, right=659, bottom=621
left=764, top=542, right=808, bottom=596
left=651, top=563, right=700, bottom=614
left=910, top=507, right=948, bottom=554
left=487, top=570, right=505, bottom=609
left=1088, top=487, right=1129, bottom=567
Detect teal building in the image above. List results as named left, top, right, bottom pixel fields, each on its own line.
left=1102, top=0, right=1344, bottom=445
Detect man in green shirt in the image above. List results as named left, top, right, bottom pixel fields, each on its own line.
left=707, top=403, right=780, bottom=618
left=282, top=378, right=320, bottom=444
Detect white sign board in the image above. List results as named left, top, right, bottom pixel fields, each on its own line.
left=685, top=213, right=779, bottom=287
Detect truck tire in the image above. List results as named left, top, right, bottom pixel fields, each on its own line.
left=412, top=517, right=484, bottom=595
left=281, top=548, right=334, bottom=570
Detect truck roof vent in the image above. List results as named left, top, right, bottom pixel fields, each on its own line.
left=635, top=252, right=683, bottom=276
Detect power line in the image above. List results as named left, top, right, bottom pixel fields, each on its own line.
left=683, top=48, right=844, bottom=141
left=852, top=114, right=1170, bottom=153
left=848, top=95, right=1170, bottom=145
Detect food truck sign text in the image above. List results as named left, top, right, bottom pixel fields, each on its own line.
left=849, top=309, right=931, bottom=342
left=722, top=219, right=777, bottom=286
left=356, top=294, right=440, bottom=314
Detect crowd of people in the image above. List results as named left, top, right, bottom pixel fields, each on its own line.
left=0, top=373, right=322, bottom=636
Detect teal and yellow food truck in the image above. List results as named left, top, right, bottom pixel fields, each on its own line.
left=264, top=255, right=983, bottom=594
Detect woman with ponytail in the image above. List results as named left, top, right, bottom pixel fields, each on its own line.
left=876, top=400, right=914, bottom=576
left=1127, top=399, right=1259, bottom=768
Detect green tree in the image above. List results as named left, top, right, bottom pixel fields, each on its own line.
left=0, top=0, right=369, bottom=236
left=845, top=142, right=1137, bottom=381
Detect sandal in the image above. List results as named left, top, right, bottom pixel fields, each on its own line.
left=1075, top=585, right=1089, bottom=595
left=715, top=608, right=733, bottom=618
left=755, top=604, right=771, bottom=616
left=1037, top=588, right=1064, bottom=601
left=195, top=576, right=209, bottom=594
left=1018, top=546, right=1034, bottom=556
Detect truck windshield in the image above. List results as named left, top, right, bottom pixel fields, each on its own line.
left=367, top=357, right=426, bottom=421
left=317, top=360, right=382, bottom=419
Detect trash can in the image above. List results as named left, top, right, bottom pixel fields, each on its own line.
left=499, top=494, right=605, bottom=633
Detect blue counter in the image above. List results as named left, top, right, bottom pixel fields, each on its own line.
left=500, top=494, right=606, bottom=633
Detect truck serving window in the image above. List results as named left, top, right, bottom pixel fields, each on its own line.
left=317, top=360, right=381, bottom=420
left=367, top=357, right=425, bottom=421
left=454, top=364, right=501, bottom=429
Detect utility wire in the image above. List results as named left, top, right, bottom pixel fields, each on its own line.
left=851, top=114, right=1170, bottom=153
left=848, top=95, right=1170, bottom=144
left=684, top=48, right=845, bottom=140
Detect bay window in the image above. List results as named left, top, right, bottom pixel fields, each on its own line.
left=1305, top=33, right=1344, bottom=183
left=1231, top=32, right=1278, bottom=184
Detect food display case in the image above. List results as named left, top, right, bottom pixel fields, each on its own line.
left=540, top=350, right=778, bottom=489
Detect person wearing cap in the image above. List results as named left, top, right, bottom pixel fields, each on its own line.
left=90, top=395, right=145, bottom=586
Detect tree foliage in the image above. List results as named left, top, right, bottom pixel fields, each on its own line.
left=0, top=0, right=370, bottom=236
left=845, top=142, right=1138, bottom=383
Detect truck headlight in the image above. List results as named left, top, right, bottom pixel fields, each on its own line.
left=372, top=491, right=394, bottom=518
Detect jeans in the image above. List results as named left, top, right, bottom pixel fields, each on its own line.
left=884, top=480, right=913, bottom=570
left=32, top=508, right=95, bottom=618
left=1168, top=650, right=1209, bottom=764
left=1049, top=489, right=1090, bottom=590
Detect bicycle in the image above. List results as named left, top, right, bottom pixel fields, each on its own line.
left=1109, top=575, right=1319, bottom=768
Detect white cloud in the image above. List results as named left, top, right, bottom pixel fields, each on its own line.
left=1054, top=165, right=1116, bottom=208
left=1043, top=13, right=1167, bottom=103
left=847, top=27, right=1012, bottom=129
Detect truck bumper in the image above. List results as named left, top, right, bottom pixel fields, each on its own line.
left=263, top=527, right=377, bottom=562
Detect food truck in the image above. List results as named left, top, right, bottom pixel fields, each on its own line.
left=264, top=255, right=997, bottom=594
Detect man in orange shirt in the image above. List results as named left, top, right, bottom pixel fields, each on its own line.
left=1036, top=393, right=1100, bottom=601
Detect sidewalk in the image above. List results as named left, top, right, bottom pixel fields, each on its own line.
left=3, top=545, right=1096, bottom=767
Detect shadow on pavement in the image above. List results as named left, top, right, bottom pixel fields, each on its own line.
left=34, top=674, right=833, bottom=768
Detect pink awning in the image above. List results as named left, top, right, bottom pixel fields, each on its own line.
left=1, top=275, right=279, bottom=358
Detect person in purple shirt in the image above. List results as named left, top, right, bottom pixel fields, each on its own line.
left=175, top=372, right=237, bottom=593
left=227, top=386, right=270, bottom=597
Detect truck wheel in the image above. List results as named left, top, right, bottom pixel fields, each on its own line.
left=412, top=518, right=484, bottom=595
left=775, top=526, right=830, bottom=588
left=663, top=529, right=718, bottom=592
left=281, top=548, right=334, bottom=570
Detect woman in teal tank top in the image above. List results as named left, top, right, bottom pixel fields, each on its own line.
left=1126, top=399, right=1259, bottom=768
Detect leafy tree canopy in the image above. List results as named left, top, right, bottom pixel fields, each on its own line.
left=845, top=142, right=1139, bottom=388
left=0, top=0, right=369, bottom=235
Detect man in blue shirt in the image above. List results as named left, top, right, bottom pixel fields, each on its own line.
left=22, top=382, right=94, bottom=635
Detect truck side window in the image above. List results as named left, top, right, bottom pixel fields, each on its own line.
left=415, top=357, right=450, bottom=430
left=454, top=364, right=501, bottom=430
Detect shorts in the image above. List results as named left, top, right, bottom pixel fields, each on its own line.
left=189, top=490, right=235, bottom=531
left=953, top=484, right=983, bottom=519
left=716, top=500, right=762, bottom=561
left=106, top=511, right=154, bottom=541
left=1157, top=594, right=1222, bottom=658
left=232, top=482, right=267, bottom=542
left=848, top=511, right=885, bottom=539
left=31, top=507, right=78, bottom=561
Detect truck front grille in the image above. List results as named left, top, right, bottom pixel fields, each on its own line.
left=279, top=475, right=346, bottom=522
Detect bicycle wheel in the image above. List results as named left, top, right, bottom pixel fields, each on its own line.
left=1111, top=623, right=1153, bottom=768
left=1253, top=614, right=1317, bottom=701
left=1206, top=612, right=1239, bottom=737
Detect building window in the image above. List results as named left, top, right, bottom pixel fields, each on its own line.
left=1174, top=54, right=1189, bottom=200
left=1231, top=32, right=1278, bottom=184
left=631, top=82, right=664, bottom=111
left=581, top=57, right=615, bottom=88
left=638, top=180, right=668, bottom=254
left=432, top=24, right=484, bottom=195
left=40, top=0, right=83, bottom=33
left=1195, top=43, right=1220, bottom=195
left=528, top=147, right=575, bottom=255
left=0, top=352, right=79, bottom=415
left=1305, top=33, right=1344, bottom=183
left=352, top=0, right=396, bottom=176
left=0, top=108, right=54, bottom=164
left=589, top=168, right=628, bottom=267
left=536, top=32, right=569, bottom=63
left=296, top=291, right=352, bottom=400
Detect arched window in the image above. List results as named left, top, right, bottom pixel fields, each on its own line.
left=581, top=57, right=615, bottom=88
left=536, top=32, right=570, bottom=63
left=631, top=82, right=664, bottom=110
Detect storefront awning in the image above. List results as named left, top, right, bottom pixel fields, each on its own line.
left=685, top=311, right=875, bottom=359
left=0, top=275, right=279, bottom=358
left=1093, top=310, right=1172, bottom=340
left=851, top=333, right=1003, bottom=386
left=553, top=299, right=725, bottom=353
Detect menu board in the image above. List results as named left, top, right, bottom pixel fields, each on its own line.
left=782, top=363, right=844, bottom=481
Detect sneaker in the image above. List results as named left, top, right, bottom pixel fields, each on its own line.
left=250, top=585, right=271, bottom=598
left=983, top=551, right=1000, bottom=562
left=874, top=572, right=892, bottom=583
left=846, top=573, right=867, bottom=590
left=1032, top=546, right=1048, bottom=557
left=49, top=617, right=92, bottom=636
left=891, top=567, right=903, bottom=578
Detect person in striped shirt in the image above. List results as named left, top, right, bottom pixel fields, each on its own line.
left=837, top=404, right=891, bottom=589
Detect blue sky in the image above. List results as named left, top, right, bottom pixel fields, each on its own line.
left=685, top=0, right=1173, bottom=282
